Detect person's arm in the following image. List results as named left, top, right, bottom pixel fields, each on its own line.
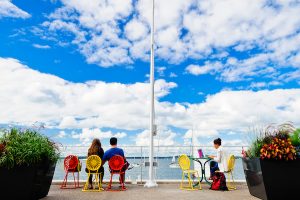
left=102, top=151, right=108, bottom=165
left=99, top=148, right=104, bottom=165
left=99, top=148, right=104, bottom=159
left=121, top=149, right=128, bottom=163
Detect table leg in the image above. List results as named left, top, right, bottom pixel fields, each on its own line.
left=192, top=160, right=204, bottom=182
left=196, top=160, right=204, bottom=182
left=203, top=159, right=212, bottom=185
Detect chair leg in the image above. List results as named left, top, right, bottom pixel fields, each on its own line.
left=99, top=173, right=103, bottom=190
left=77, top=172, right=80, bottom=188
left=60, top=172, right=68, bottom=189
left=187, top=172, right=193, bottom=190
left=72, top=172, right=76, bottom=188
left=66, top=172, right=69, bottom=187
left=95, top=173, right=99, bottom=191
left=196, top=171, right=202, bottom=190
left=60, top=171, right=69, bottom=189
left=107, top=173, right=113, bottom=190
left=180, top=171, right=184, bottom=189
left=120, top=172, right=126, bottom=190
left=83, top=172, right=91, bottom=191
left=229, top=172, right=236, bottom=190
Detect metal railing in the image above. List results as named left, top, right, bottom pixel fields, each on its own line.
left=59, top=145, right=247, bottom=157
left=54, top=145, right=248, bottom=182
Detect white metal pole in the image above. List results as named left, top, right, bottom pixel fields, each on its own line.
left=145, top=0, right=157, bottom=188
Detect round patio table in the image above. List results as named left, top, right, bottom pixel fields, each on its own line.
left=189, top=157, right=212, bottom=185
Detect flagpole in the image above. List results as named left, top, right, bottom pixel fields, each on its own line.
left=144, top=0, right=157, bottom=188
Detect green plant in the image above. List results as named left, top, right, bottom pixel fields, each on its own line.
left=290, top=129, right=300, bottom=147
left=246, top=123, right=296, bottom=159
left=0, top=128, right=59, bottom=168
left=247, top=138, right=264, bottom=158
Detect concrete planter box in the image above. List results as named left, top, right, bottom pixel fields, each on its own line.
left=0, top=160, right=56, bottom=200
left=242, top=157, right=300, bottom=200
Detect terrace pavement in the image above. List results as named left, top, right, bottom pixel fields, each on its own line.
left=44, top=183, right=258, bottom=200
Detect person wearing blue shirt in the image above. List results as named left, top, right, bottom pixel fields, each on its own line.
left=103, top=138, right=124, bottom=161
left=103, top=137, right=129, bottom=186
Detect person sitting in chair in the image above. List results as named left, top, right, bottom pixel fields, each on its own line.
left=208, top=138, right=228, bottom=178
left=103, top=137, right=129, bottom=186
left=86, top=138, right=104, bottom=189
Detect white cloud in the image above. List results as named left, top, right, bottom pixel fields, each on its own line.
left=32, top=44, right=51, bottom=49
left=249, top=82, right=267, bottom=89
left=2, top=57, right=300, bottom=145
left=56, top=130, right=67, bottom=138
left=0, top=0, right=30, bottom=19
left=34, top=0, right=300, bottom=84
left=222, top=139, right=247, bottom=147
left=0, top=57, right=176, bottom=130
left=59, top=116, right=78, bottom=128
left=169, top=72, right=177, bottom=78
left=185, top=62, right=222, bottom=76
left=72, top=128, right=126, bottom=145
left=247, top=81, right=283, bottom=90
left=125, top=18, right=149, bottom=41
left=156, top=66, right=166, bottom=77
left=135, top=129, right=177, bottom=146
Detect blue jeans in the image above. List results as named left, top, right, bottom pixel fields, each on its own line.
left=210, top=161, right=219, bottom=177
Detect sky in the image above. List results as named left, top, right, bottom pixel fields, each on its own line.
left=1, top=0, right=300, bottom=147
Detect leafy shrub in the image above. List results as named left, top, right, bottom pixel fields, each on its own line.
left=0, top=128, right=59, bottom=168
left=260, top=137, right=296, bottom=161
left=290, top=129, right=300, bottom=147
left=248, top=138, right=264, bottom=158
left=246, top=123, right=299, bottom=160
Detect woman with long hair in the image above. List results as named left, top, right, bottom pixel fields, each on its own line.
left=86, top=138, right=104, bottom=189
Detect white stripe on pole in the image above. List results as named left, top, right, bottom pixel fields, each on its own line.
left=144, top=0, right=157, bottom=188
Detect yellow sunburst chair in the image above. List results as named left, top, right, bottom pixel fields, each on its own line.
left=216, top=154, right=236, bottom=190
left=82, top=155, right=103, bottom=192
left=178, top=154, right=202, bottom=190
left=225, top=155, right=237, bottom=190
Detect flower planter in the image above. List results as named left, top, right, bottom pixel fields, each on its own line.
left=0, top=160, right=56, bottom=200
left=243, top=158, right=300, bottom=200
left=296, top=147, right=300, bottom=157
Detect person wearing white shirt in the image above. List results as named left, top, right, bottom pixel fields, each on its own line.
left=208, top=138, right=228, bottom=178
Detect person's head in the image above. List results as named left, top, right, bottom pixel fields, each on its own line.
left=213, top=138, right=222, bottom=149
left=110, top=137, right=118, bottom=147
left=88, top=138, right=101, bottom=154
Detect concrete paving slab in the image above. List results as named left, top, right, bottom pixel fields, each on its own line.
left=44, top=183, right=258, bottom=200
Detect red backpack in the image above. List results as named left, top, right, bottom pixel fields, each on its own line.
left=210, top=172, right=228, bottom=191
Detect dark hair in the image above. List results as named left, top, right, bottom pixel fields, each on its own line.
left=213, top=138, right=222, bottom=146
left=110, top=137, right=118, bottom=145
left=88, top=138, right=101, bottom=155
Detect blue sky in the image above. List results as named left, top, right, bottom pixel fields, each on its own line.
left=1, top=0, right=300, bottom=147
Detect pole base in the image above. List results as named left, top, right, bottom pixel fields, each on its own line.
left=144, top=180, right=158, bottom=188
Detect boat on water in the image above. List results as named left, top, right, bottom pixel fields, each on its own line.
left=169, top=156, right=180, bottom=168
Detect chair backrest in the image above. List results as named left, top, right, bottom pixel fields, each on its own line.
left=86, top=155, right=102, bottom=171
left=64, top=155, right=78, bottom=171
left=227, top=154, right=235, bottom=172
left=178, top=154, right=190, bottom=171
left=109, top=155, right=125, bottom=171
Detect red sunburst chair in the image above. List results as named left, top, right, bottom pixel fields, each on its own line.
left=107, top=155, right=127, bottom=191
left=60, top=155, right=80, bottom=189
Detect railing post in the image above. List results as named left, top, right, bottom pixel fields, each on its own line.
left=140, top=146, right=143, bottom=184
